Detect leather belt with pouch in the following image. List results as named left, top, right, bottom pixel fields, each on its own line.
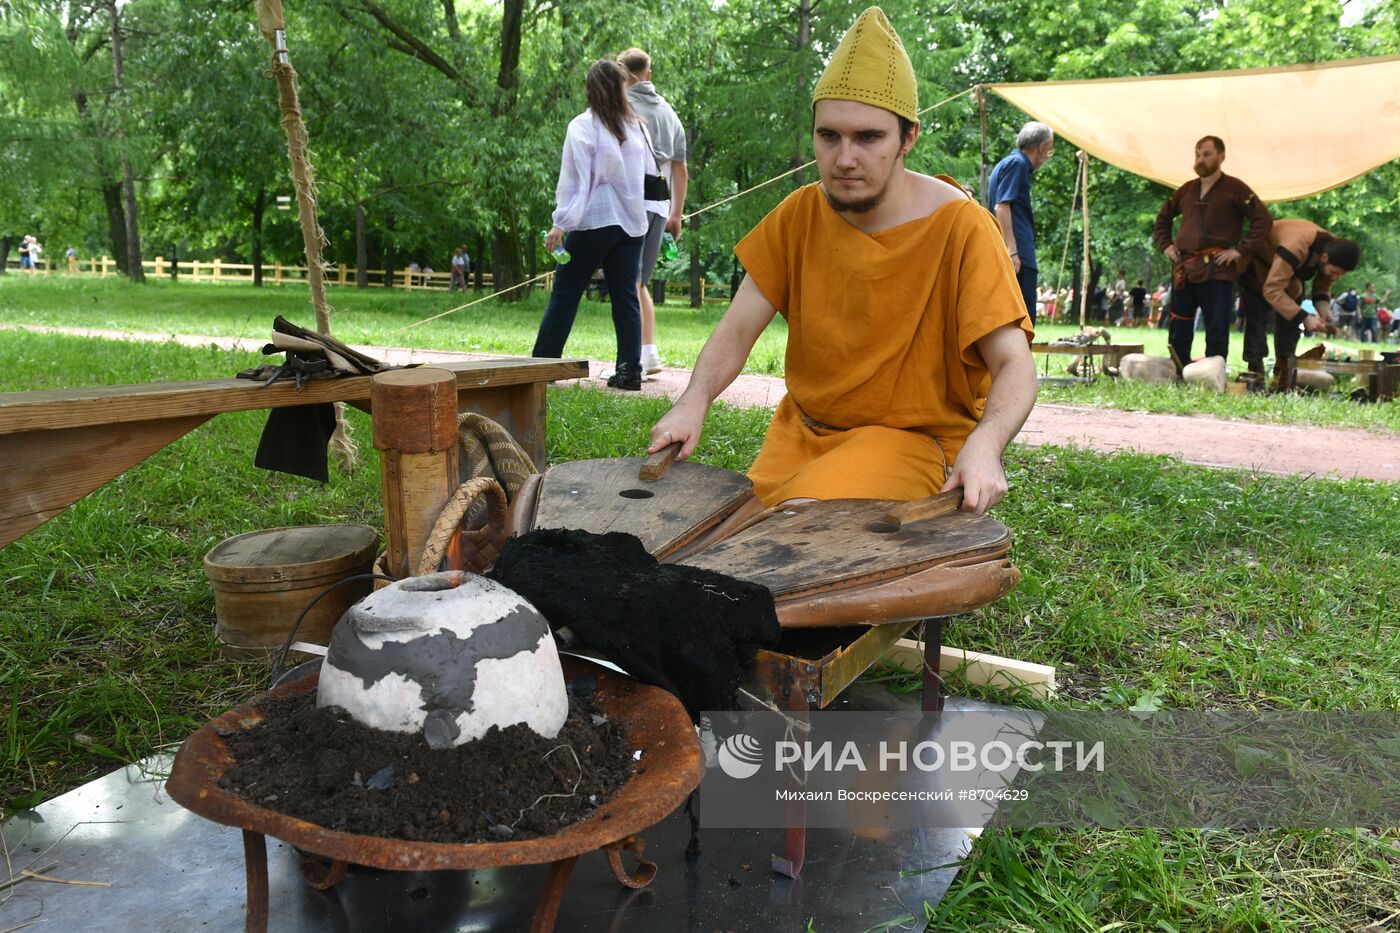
left=1172, top=246, right=1226, bottom=289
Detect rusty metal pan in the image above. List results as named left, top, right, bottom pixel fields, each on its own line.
left=166, top=659, right=702, bottom=872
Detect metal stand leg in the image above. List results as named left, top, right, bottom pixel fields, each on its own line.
left=242, top=830, right=269, bottom=933
left=922, top=618, right=945, bottom=712
left=603, top=835, right=657, bottom=888
left=771, top=686, right=809, bottom=878
left=530, top=855, right=580, bottom=933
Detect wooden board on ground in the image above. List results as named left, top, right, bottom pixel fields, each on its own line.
left=529, top=457, right=755, bottom=559
left=679, top=497, right=1011, bottom=597
left=880, top=637, right=1056, bottom=699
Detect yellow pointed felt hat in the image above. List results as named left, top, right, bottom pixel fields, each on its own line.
left=811, top=6, right=918, bottom=122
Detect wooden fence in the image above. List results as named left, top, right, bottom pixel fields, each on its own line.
left=2, top=255, right=730, bottom=303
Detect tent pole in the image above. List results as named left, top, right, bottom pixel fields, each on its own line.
left=977, top=86, right=989, bottom=196
left=1078, top=151, right=1090, bottom=329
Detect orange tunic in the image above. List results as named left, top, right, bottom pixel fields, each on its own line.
left=735, top=180, right=1033, bottom=505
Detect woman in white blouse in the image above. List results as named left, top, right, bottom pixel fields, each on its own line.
left=532, top=60, right=651, bottom=390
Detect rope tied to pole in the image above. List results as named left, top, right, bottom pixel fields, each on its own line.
left=255, top=0, right=357, bottom=469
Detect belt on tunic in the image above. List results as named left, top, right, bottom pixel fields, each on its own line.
left=795, top=402, right=953, bottom=481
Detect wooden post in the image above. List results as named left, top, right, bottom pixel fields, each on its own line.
left=372, top=369, right=460, bottom=579
left=213, top=258, right=222, bottom=282
left=403, top=269, right=412, bottom=291
left=977, top=85, right=989, bottom=197
left=338, top=262, right=347, bottom=286
left=101, top=256, right=110, bottom=276
left=154, top=256, right=164, bottom=277
left=274, top=261, right=283, bottom=286
left=191, top=260, right=200, bottom=281
left=1079, top=151, right=1091, bottom=328
left=69, top=256, right=79, bottom=274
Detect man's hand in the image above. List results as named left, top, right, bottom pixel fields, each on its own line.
left=1213, top=247, right=1241, bottom=267
left=1164, top=244, right=1183, bottom=263
left=544, top=226, right=566, bottom=254
left=1303, top=315, right=1329, bottom=335
left=666, top=213, right=683, bottom=239
left=1010, top=253, right=1022, bottom=274
left=939, top=439, right=1008, bottom=515
left=648, top=398, right=707, bottom=461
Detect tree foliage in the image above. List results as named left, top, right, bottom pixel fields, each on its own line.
left=0, top=0, right=1393, bottom=293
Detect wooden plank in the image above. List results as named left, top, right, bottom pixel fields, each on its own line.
left=0, top=358, right=588, bottom=436
left=0, top=415, right=211, bottom=549
left=1295, top=359, right=1386, bottom=375
left=680, top=498, right=1010, bottom=596
left=881, top=637, right=1055, bottom=699
left=530, top=458, right=755, bottom=559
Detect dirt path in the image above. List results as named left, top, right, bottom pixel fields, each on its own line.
left=10, top=323, right=1398, bottom=482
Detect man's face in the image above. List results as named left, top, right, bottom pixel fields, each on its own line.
left=813, top=99, right=914, bottom=214
left=1030, top=138, right=1055, bottom=171
left=1322, top=262, right=1347, bottom=281
left=1193, top=142, right=1223, bottom=177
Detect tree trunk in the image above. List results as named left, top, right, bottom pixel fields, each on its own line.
left=490, top=228, right=522, bottom=302
left=474, top=235, right=485, bottom=290
left=102, top=183, right=129, bottom=275
left=689, top=213, right=702, bottom=309
left=486, top=0, right=527, bottom=299
left=384, top=214, right=396, bottom=287
left=355, top=202, right=368, bottom=288
left=441, top=0, right=460, bottom=41
left=790, top=0, right=812, bottom=187
left=0, top=237, right=10, bottom=273
left=109, top=1, right=144, bottom=283
left=495, top=0, right=524, bottom=108
left=251, top=187, right=266, bottom=287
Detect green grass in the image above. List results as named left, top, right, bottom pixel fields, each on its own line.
left=0, top=273, right=789, bottom=377
left=1, top=330, right=1396, bottom=930
left=5, top=273, right=1399, bottom=433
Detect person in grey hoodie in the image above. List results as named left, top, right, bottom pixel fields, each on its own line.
left=619, top=47, right=688, bottom=376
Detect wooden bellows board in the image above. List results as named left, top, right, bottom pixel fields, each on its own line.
left=505, top=450, right=1019, bottom=628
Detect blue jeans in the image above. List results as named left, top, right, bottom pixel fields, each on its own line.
left=532, top=225, right=643, bottom=369
left=1016, top=264, right=1038, bottom=324
left=1169, top=279, right=1233, bottom=362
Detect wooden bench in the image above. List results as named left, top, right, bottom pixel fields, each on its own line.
left=1296, top=357, right=1400, bottom=399
left=0, top=358, right=588, bottom=549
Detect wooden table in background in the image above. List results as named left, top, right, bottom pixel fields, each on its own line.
left=1030, top=342, right=1144, bottom=382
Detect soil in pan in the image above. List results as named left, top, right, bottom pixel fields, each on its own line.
left=219, top=689, right=632, bottom=844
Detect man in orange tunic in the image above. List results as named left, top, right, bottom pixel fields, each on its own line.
left=649, top=7, right=1036, bottom=514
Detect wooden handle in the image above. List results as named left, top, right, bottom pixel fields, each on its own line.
left=639, top=442, right=682, bottom=481
left=883, top=489, right=963, bottom=527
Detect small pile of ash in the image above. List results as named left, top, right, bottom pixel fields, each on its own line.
left=219, top=688, right=631, bottom=844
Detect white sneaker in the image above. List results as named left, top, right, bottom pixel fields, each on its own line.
left=641, top=346, right=664, bottom=374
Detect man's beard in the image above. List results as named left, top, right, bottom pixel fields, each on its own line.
left=823, top=173, right=893, bottom=214
left=1194, top=163, right=1216, bottom=177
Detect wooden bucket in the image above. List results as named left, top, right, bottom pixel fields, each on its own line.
left=203, top=525, right=379, bottom=659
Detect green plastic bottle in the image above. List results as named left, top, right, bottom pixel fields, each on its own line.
left=660, top=232, right=679, bottom=262
left=540, top=229, right=570, bottom=264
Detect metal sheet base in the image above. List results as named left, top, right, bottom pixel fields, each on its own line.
left=2, top=687, right=1007, bottom=932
